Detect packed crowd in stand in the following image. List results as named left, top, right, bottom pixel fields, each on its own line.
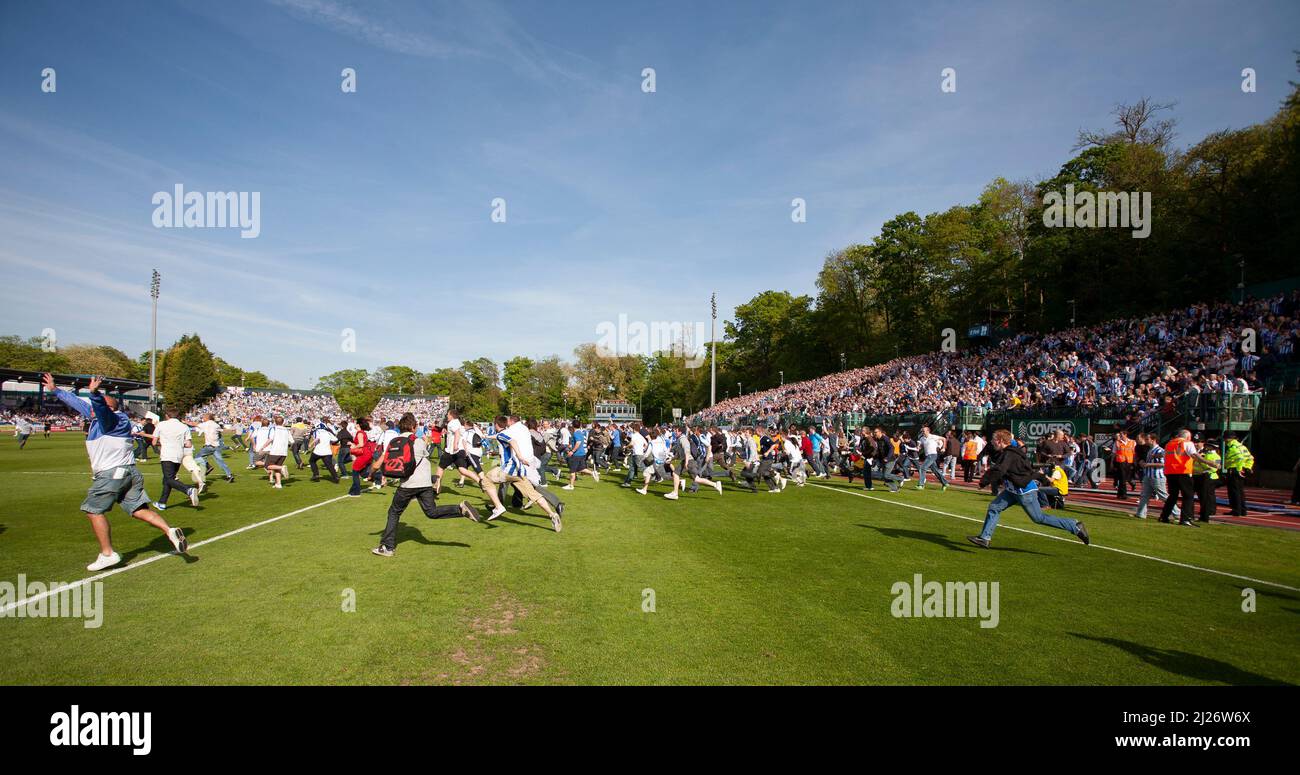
left=370, top=396, right=449, bottom=426
left=692, top=292, right=1300, bottom=426
left=0, top=408, right=86, bottom=428
left=186, top=389, right=343, bottom=426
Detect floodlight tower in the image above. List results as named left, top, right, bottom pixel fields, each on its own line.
left=150, top=269, right=160, bottom=406
left=710, top=292, right=717, bottom=407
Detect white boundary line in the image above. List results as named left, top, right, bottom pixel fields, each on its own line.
left=1, top=494, right=352, bottom=615
left=811, top=483, right=1300, bottom=593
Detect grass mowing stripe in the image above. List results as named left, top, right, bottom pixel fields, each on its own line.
left=0, top=493, right=352, bottom=615
left=810, top=483, right=1300, bottom=593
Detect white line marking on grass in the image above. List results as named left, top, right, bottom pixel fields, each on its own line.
left=811, top=484, right=1300, bottom=593
left=0, top=494, right=352, bottom=615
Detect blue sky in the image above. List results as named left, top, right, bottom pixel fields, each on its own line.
left=1, top=0, right=1297, bottom=387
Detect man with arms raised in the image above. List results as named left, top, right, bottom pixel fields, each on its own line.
left=44, top=374, right=187, bottom=570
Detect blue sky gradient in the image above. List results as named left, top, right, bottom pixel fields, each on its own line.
left=2, top=0, right=1297, bottom=386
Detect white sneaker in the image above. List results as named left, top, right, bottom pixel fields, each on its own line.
left=551, top=513, right=563, bottom=532
left=188, top=488, right=200, bottom=507
left=274, top=482, right=283, bottom=489
left=562, top=484, right=575, bottom=491
left=592, top=471, right=600, bottom=482
left=167, top=527, right=188, bottom=554
left=153, top=501, right=167, bottom=511
left=488, top=506, right=506, bottom=521
left=86, top=551, right=122, bottom=572
left=714, top=481, right=723, bottom=495
left=636, top=487, right=647, bottom=495
left=664, top=491, right=679, bottom=500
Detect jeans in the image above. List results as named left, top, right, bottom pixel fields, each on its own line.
left=919, top=453, right=948, bottom=486
left=1135, top=476, right=1177, bottom=518
left=979, top=486, right=1080, bottom=541
left=349, top=469, right=364, bottom=496
left=623, top=455, right=645, bottom=484
left=942, top=454, right=958, bottom=480
left=196, top=443, right=233, bottom=478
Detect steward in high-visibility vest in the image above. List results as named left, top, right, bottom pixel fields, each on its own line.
left=1192, top=441, right=1221, bottom=521
left=1193, top=448, right=1221, bottom=479
left=1160, top=430, right=1217, bottom=525
left=1163, top=438, right=1194, bottom=476
left=1222, top=433, right=1254, bottom=517
left=1224, top=438, right=1254, bottom=472
left=1114, top=433, right=1138, bottom=499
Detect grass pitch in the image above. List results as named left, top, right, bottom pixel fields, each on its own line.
left=0, top=434, right=1297, bottom=685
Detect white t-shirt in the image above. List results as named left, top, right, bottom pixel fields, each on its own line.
left=446, top=418, right=463, bottom=452
left=507, top=421, right=535, bottom=465
left=921, top=434, right=944, bottom=456
left=312, top=426, right=337, bottom=456
left=155, top=418, right=191, bottom=463
left=198, top=420, right=221, bottom=446
left=252, top=424, right=273, bottom=451
left=630, top=431, right=648, bottom=455
left=784, top=439, right=802, bottom=462
left=268, top=426, right=292, bottom=456
left=466, top=427, right=484, bottom=457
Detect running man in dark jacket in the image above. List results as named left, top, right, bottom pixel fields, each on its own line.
left=967, top=429, right=1089, bottom=549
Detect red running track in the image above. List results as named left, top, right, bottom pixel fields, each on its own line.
left=838, top=468, right=1300, bottom=531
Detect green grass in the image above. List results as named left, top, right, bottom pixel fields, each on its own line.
left=1, top=434, right=1297, bottom=685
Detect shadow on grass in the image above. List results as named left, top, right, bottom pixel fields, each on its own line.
left=491, top=514, right=557, bottom=532
left=120, top=530, right=199, bottom=565
left=1069, top=633, right=1293, bottom=686
left=0, top=524, right=5, bottom=536
left=368, top=524, right=469, bottom=549
left=855, top=524, right=1050, bottom=555
left=1249, top=586, right=1300, bottom=603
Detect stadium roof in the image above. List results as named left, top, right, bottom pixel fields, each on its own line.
left=0, top=368, right=150, bottom=393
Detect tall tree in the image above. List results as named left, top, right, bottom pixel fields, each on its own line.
left=161, top=335, right=219, bottom=412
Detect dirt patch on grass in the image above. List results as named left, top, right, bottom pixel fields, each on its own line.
left=407, top=593, right=548, bottom=685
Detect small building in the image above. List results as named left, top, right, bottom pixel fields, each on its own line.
left=594, top=399, right=641, bottom=423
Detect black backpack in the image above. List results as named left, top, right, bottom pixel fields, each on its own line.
left=531, top=432, right=547, bottom=460
left=382, top=434, right=418, bottom=479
